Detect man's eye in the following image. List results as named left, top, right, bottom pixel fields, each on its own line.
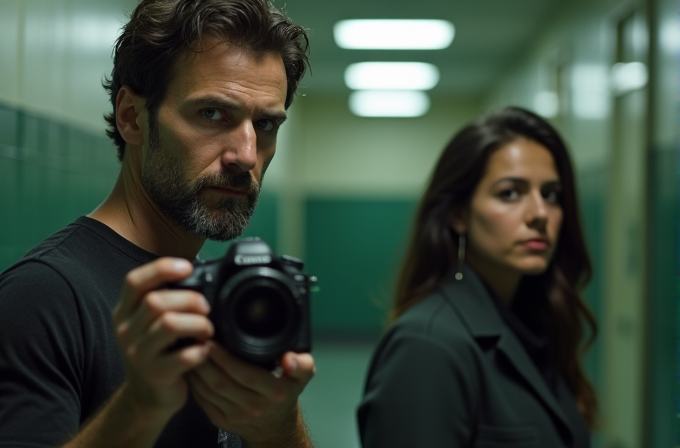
left=256, top=119, right=275, bottom=132
left=202, top=109, right=223, bottom=121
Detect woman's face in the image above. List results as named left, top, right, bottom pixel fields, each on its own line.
left=452, top=137, right=563, bottom=280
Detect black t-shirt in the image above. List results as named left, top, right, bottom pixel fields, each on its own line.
left=0, top=217, right=240, bottom=447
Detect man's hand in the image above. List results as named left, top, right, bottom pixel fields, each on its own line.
left=62, top=258, right=214, bottom=448
left=113, top=257, right=214, bottom=417
left=187, top=343, right=315, bottom=447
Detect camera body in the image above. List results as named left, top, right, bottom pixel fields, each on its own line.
left=167, top=238, right=314, bottom=370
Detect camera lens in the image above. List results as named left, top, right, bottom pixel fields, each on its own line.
left=215, top=267, right=301, bottom=368
left=233, top=285, right=290, bottom=339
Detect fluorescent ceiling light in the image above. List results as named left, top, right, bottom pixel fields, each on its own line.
left=345, top=62, right=439, bottom=90
left=661, top=18, right=680, bottom=52
left=349, top=90, right=430, bottom=117
left=610, top=62, right=648, bottom=95
left=533, top=91, right=559, bottom=118
left=571, top=64, right=609, bottom=119
left=334, top=19, right=454, bottom=50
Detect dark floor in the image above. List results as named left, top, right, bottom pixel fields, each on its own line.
left=299, top=335, right=379, bottom=448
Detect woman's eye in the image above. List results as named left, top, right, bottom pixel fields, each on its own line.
left=543, top=189, right=560, bottom=203
left=202, top=109, right=223, bottom=121
left=256, top=119, right=275, bottom=132
left=499, top=189, right=519, bottom=201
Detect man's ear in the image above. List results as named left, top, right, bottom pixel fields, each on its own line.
left=448, top=207, right=468, bottom=235
left=115, top=86, right=146, bottom=146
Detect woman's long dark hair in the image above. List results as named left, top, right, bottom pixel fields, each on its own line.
left=392, top=106, right=598, bottom=428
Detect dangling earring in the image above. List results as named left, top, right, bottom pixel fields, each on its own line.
left=455, top=233, right=465, bottom=281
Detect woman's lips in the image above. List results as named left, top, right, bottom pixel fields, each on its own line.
left=522, top=239, right=549, bottom=251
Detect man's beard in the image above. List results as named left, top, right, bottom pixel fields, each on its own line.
left=141, top=114, right=261, bottom=242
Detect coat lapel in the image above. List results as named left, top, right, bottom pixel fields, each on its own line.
left=439, top=266, right=573, bottom=440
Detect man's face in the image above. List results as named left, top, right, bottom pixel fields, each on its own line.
left=141, top=37, right=288, bottom=241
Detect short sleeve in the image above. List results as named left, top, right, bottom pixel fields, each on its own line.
left=0, top=261, right=85, bottom=447
left=357, top=328, right=479, bottom=448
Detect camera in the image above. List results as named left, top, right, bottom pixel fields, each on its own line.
left=166, top=238, right=316, bottom=370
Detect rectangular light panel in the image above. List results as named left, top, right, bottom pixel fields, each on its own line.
left=334, top=19, right=454, bottom=50
left=349, top=90, right=430, bottom=117
left=345, top=62, right=440, bottom=90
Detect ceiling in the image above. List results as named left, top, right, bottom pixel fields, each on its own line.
left=279, top=0, right=564, bottom=99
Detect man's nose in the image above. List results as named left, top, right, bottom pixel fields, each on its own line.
left=220, top=122, right=257, bottom=172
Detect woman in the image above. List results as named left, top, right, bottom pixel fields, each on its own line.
left=357, top=106, right=597, bottom=447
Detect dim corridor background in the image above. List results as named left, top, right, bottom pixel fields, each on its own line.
left=0, top=0, right=679, bottom=446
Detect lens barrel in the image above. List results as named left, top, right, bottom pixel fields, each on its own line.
left=214, top=267, right=302, bottom=368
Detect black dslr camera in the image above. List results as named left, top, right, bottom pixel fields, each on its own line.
left=167, top=238, right=315, bottom=370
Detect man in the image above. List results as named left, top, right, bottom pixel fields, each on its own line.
left=0, top=1, right=314, bottom=447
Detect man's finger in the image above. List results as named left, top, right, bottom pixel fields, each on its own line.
left=189, top=368, right=270, bottom=424
left=134, top=344, right=211, bottom=387
left=188, top=372, right=238, bottom=424
left=114, top=257, right=193, bottom=321
left=117, top=290, right=210, bottom=345
left=280, top=352, right=315, bottom=383
left=206, top=343, right=284, bottom=393
left=129, top=312, right=214, bottom=361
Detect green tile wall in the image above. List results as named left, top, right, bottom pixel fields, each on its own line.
left=645, top=147, right=680, bottom=447
left=0, top=104, right=20, bottom=266
left=0, top=103, right=122, bottom=271
left=305, top=198, right=418, bottom=335
left=577, top=166, right=607, bottom=404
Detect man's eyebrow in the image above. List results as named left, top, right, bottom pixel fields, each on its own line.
left=185, top=96, right=242, bottom=111
left=184, top=96, right=287, bottom=122
left=260, top=109, right=288, bottom=124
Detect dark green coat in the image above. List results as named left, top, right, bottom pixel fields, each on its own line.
left=357, top=267, right=591, bottom=448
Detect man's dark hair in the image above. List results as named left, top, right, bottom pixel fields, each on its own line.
left=103, top=0, right=310, bottom=161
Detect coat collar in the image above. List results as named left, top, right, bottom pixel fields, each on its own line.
left=438, top=265, right=573, bottom=442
